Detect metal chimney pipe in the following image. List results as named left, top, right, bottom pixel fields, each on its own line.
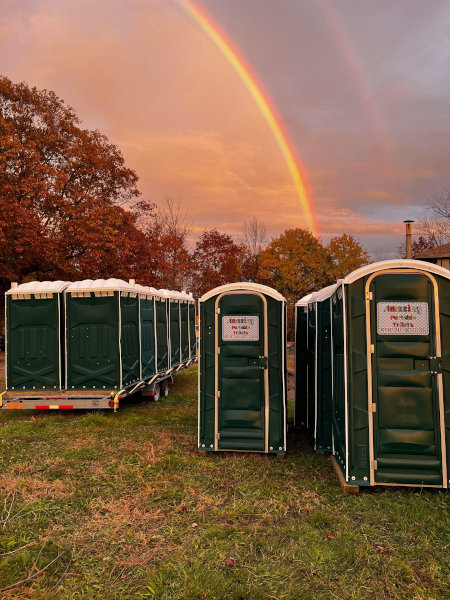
left=403, top=220, right=414, bottom=259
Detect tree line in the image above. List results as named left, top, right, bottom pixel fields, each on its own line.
left=0, top=75, right=371, bottom=333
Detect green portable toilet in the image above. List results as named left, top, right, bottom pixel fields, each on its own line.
left=295, top=285, right=337, bottom=452
left=136, top=285, right=158, bottom=380
left=169, top=292, right=181, bottom=368
left=198, top=282, right=287, bottom=454
left=308, top=260, right=449, bottom=489
left=179, top=294, right=189, bottom=363
left=294, top=292, right=313, bottom=431
left=189, top=298, right=197, bottom=360
left=5, top=281, right=69, bottom=391
left=65, top=279, right=141, bottom=391
left=155, top=290, right=169, bottom=373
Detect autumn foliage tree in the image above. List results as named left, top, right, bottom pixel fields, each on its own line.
left=0, top=75, right=165, bottom=319
left=326, top=233, right=370, bottom=279
left=258, top=228, right=370, bottom=338
left=192, top=229, right=243, bottom=297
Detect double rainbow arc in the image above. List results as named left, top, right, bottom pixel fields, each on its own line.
left=179, top=0, right=317, bottom=236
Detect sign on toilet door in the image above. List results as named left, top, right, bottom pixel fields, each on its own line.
left=222, top=316, right=259, bottom=341
left=377, top=302, right=429, bottom=335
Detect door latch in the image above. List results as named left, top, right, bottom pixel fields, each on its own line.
left=429, top=357, right=442, bottom=374
left=249, top=356, right=268, bottom=369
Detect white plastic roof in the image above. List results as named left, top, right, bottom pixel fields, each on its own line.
left=6, top=280, right=70, bottom=295
left=65, top=279, right=138, bottom=293
left=199, top=282, right=285, bottom=303
left=295, top=292, right=314, bottom=307
left=341, top=259, right=450, bottom=284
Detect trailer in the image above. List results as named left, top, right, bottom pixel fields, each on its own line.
left=1, top=279, right=196, bottom=411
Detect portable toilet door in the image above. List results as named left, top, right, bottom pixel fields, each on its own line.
left=198, top=282, right=287, bottom=454
left=5, top=281, right=69, bottom=391
left=331, top=259, right=450, bottom=488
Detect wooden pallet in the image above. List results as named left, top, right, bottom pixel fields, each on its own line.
left=330, top=456, right=359, bottom=496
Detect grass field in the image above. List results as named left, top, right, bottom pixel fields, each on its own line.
left=0, top=361, right=449, bottom=599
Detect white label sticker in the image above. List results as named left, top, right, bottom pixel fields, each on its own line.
left=222, top=316, right=259, bottom=341
left=377, top=302, right=429, bottom=335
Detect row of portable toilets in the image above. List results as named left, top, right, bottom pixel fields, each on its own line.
left=3, top=260, right=449, bottom=489
left=198, top=260, right=450, bottom=490
left=4, top=279, right=196, bottom=408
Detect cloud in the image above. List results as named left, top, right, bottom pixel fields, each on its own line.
left=1, top=0, right=450, bottom=257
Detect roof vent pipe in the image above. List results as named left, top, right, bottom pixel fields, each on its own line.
left=129, top=278, right=135, bottom=285
left=403, top=220, right=415, bottom=259
left=11, top=282, right=18, bottom=289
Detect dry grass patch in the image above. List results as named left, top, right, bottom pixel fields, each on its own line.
left=69, top=488, right=179, bottom=567
left=0, top=475, right=72, bottom=502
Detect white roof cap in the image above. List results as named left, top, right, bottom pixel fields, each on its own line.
left=312, top=283, right=340, bottom=302
left=199, top=282, right=285, bottom=303
left=6, top=280, right=70, bottom=295
left=341, top=259, right=450, bottom=284
left=295, top=292, right=314, bottom=307
left=65, top=279, right=138, bottom=293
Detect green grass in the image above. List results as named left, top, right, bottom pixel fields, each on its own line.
left=0, top=365, right=449, bottom=599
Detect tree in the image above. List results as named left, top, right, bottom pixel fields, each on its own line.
left=0, top=75, right=164, bottom=318
left=327, top=233, right=370, bottom=279
left=152, top=198, right=193, bottom=291
left=239, top=217, right=268, bottom=282
left=258, top=228, right=333, bottom=303
left=192, top=229, right=243, bottom=297
left=416, top=190, right=450, bottom=246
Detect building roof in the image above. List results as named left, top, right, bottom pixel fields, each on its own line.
left=414, top=242, right=450, bottom=259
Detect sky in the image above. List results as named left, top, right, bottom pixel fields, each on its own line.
left=1, top=0, right=450, bottom=256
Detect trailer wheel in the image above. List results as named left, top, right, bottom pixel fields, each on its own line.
left=161, top=379, right=169, bottom=397
left=153, top=383, right=160, bottom=402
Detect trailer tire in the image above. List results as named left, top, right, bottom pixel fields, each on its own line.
left=153, top=383, right=160, bottom=402
left=161, top=379, right=169, bottom=397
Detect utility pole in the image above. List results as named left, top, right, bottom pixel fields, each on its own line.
left=403, top=220, right=414, bottom=259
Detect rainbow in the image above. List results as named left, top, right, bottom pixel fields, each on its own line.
left=178, top=0, right=318, bottom=236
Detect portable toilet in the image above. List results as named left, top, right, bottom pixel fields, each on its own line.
left=302, top=260, right=450, bottom=489
left=5, top=281, right=69, bottom=391
left=155, top=290, right=170, bottom=372
left=294, top=292, right=313, bottom=432
left=198, top=282, right=287, bottom=454
left=179, top=292, right=190, bottom=363
left=188, top=294, right=197, bottom=360
left=136, top=285, right=157, bottom=379
left=169, top=291, right=182, bottom=367
left=295, top=285, right=338, bottom=452
left=65, top=279, right=140, bottom=391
